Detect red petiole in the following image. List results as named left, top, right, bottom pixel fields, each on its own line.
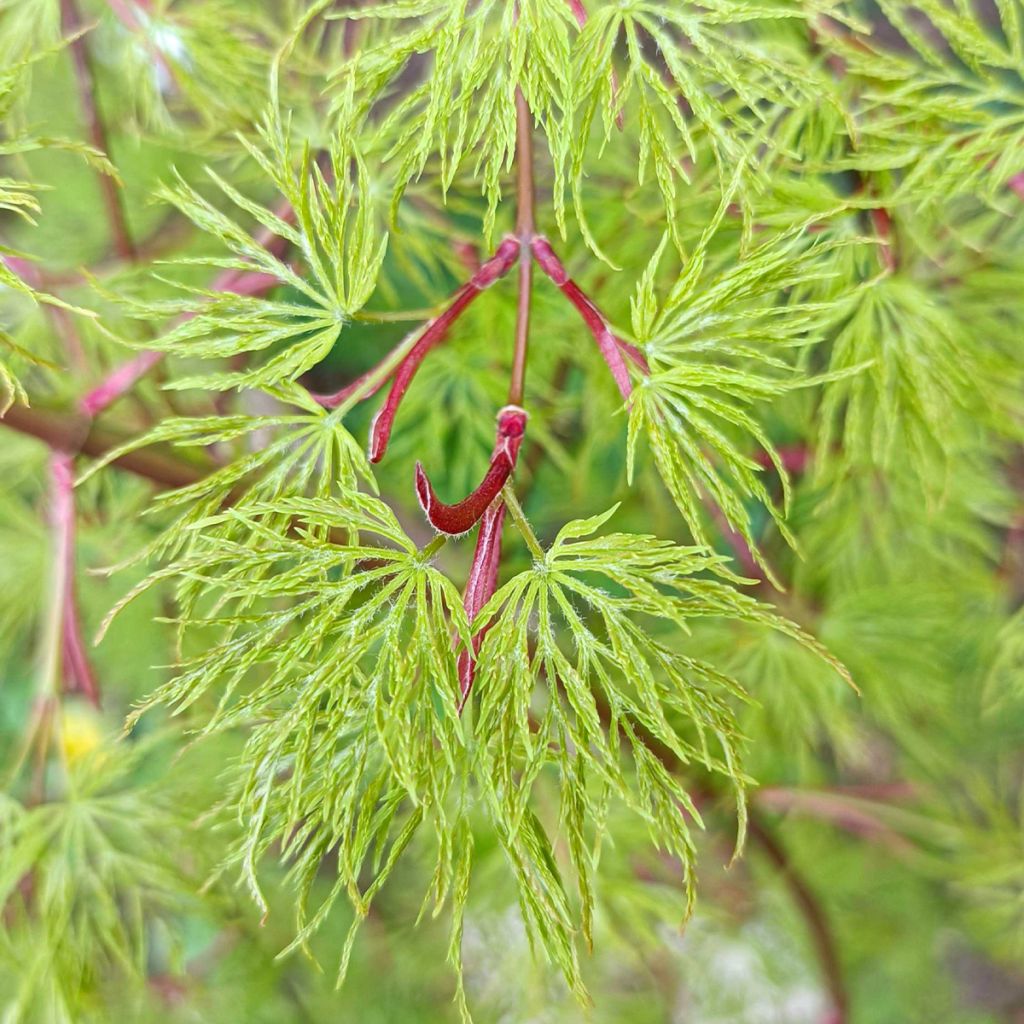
left=531, top=236, right=644, bottom=399
left=319, top=233, right=644, bottom=480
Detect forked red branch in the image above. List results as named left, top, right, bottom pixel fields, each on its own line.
left=367, top=236, right=520, bottom=462
left=415, top=405, right=527, bottom=535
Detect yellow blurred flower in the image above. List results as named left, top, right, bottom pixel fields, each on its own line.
left=61, top=703, right=106, bottom=763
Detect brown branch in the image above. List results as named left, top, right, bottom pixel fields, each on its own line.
left=1, top=402, right=208, bottom=490
left=0, top=403, right=368, bottom=554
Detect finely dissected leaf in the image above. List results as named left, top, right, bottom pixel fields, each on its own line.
left=7, top=1, right=1024, bottom=1019
left=102, top=108, right=387, bottom=394
left=814, top=269, right=1005, bottom=484
left=328, top=0, right=576, bottom=239
left=116, top=494, right=472, bottom=967
left=464, top=509, right=851, bottom=990
left=79, top=403, right=376, bottom=572
left=565, top=0, right=842, bottom=244
left=0, top=742, right=201, bottom=1019
left=626, top=215, right=849, bottom=577
left=826, top=0, right=1024, bottom=206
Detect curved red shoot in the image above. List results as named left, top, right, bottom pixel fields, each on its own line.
left=415, top=406, right=527, bottom=535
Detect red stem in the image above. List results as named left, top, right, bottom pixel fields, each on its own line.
left=456, top=499, right=506, bottom=713
left=450, top=69, right=536, bottom=716
left=565, top=0, right=587, bottom=24
left=80, top=350, right=166, bottom=417
left=868, top=207, right=896, bottom=273
left=50, top=453, right=100, bottom=706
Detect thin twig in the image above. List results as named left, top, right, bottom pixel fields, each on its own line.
left=61, top=0, right=137, bottom=262
left=456, top=500, right=506, bottom=713
left=451, top=77, right=538, bottom=712
left=746, top=814, right=849, bottom=1024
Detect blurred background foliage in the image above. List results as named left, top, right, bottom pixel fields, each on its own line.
left=3, top=0, right=1024, bottom=1021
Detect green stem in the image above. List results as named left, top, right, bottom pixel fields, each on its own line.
left=502, top=485, right=544, bottom=561
left=420, top=533, right=449, bottom=560
left=327, top=324, right=431, bottom=420
left=353, top=305, right=446, bottom=323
